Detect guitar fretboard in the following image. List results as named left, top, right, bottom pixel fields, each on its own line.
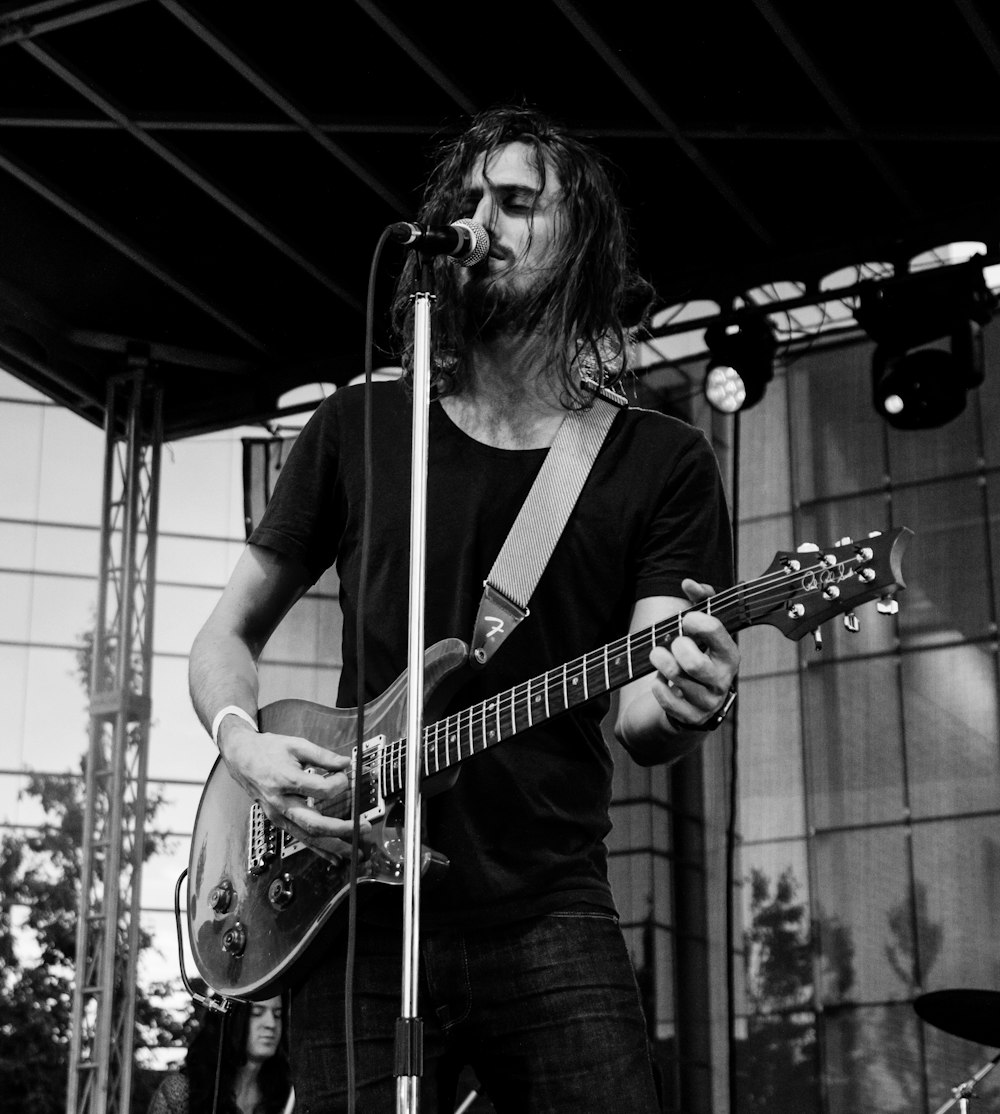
left=370, top=532, right=903, bottom=803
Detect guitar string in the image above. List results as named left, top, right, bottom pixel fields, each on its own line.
left=297, top=544, right=895, bottom=820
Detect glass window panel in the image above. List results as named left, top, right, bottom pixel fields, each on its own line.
left=911, top=817, right=1000, bottom=991
left=28, top=573, right=97, bottom=646
left=159, top=435, right=241, bottom=537
left=0, top=645, right=28, bottom=768
left=0, top=403, right=44, bottom=518
left=891, top=479, right=993, bottom=646
left=787, top=342, right=887, bottom=503
left=0, top=520, right=38, bottom=570
left=22, top=646, right=90, bottom=770
left=902, top=646, right=1000, bottom=819
left=822, top=1004, right=922, bottom=1114
left=155, top=531, right=245, bottom=588
left=34, top=523, right=100, bottom=576
left=152, top=583, right=227, bottom=657
left=148, top=657, right=217, bottom=784
left=0, top=570, right=33, bottom=641
left=739, top=839, right=813, bottom=1010
left=738, top=367, right=792, bottom=521
left=803, top=658, right=906, bottom=829
left=812, top=828, right=914, bottom=1005
left=36, top=409, right=104, bottom=525
left=735, top=1012, right=820, bottom=1114
left=739, top=674, right=806, bottom=842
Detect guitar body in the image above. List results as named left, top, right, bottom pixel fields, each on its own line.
left=187, top=637, right=469, bottom=1000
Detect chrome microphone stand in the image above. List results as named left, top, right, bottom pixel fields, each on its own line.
left=387, top=219, right=488, bottom=1114
left=396, top=253, right=434, bottom=1114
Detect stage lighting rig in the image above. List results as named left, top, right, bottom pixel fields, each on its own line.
left=703, top=313, right=777, bottom=414
left=855, top=260, right=995, bottom=430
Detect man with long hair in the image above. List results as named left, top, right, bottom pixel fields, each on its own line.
left=189, top=104, right=740, bottom=1112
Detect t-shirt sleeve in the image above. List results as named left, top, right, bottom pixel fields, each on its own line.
left=632, top=428, right=734, bottom=603
left=248, top=393, right=345, bottom=584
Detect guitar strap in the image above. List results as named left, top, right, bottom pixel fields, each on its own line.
left=469, top=385, right=626, bottom=670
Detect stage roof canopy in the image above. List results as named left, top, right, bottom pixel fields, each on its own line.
left=2, top=0, right=999, bottom=439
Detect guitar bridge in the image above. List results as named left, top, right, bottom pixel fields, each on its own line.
left=247, top=800, right=280, bottom=874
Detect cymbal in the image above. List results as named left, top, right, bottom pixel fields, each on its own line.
left=915, top=989, right=1000, bottom=1047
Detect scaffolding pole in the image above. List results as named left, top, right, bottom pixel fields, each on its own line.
left=67, top=352, right=162, bottom=1114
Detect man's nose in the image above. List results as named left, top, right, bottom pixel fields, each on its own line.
left=472, top=194, right=495, bottom=229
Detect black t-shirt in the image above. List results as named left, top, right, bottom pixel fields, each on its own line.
left=249, top=380, right=733, bottom=927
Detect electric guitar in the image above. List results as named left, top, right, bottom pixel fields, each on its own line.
left=186, top=528, right=912, bottom=999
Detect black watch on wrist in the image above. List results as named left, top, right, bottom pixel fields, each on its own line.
left=667, top=684, right=738, bottom=734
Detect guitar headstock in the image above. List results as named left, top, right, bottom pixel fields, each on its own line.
left=746, top=527, right=913, bottom=642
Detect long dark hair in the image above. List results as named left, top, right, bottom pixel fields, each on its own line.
left=389, top=104, right=654, bottom=404
left=182, top=998, right=292, bottom=1113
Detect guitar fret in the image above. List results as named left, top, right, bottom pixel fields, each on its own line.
left=526, top=677, right=533, bottom=728
left=603, top=644, right=610, bottom=692
left=509, top=687, right=516, bottom=737
left=562, top=663, right=568, bottom=711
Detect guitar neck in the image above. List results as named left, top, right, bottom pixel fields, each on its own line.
left=372, top=528, right=909, bottom=801
left=377, top=589, right=747, bottom=796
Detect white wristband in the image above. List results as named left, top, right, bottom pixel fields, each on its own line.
left=210, top=705, right=259, bottom=748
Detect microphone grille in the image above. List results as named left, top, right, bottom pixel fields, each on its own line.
left=452, top=218, right=490, bottom=266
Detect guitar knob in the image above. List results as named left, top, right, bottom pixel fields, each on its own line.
left=222, top=922, right=247, bottom=957
left=208, top=881, right=233, bottom=915
left=268, top=873, right=295, bottom=910
left=843, top=611, right=860, bottom=633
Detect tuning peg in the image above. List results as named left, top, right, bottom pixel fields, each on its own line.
left=811, top=628, right=824, bottom=651
left=797, top=542, right=819, bottom=553
left=782, top=557, right=802, bottom=573
left=877, top=596, right=899, bottom=616
left=843, top=611, right=860, bottom=633
left=787, top=602, right=806, bottom=619
left=835, top=536, right=853, bottom=546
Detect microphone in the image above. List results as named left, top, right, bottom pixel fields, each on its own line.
left=388, top=218, right=489, bottom=266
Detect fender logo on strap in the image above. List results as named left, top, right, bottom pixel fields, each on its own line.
left=470, top=583, right=529, bottom=668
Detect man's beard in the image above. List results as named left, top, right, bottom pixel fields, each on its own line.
left=459, top=265, right=551, bottom=340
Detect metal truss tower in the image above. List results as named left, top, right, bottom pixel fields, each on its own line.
left=67, top=355, right=163, bottom=1114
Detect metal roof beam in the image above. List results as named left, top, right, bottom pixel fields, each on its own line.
left=0, top=143, right=270, bottom=351
left=20, top=37, right=364, bottom=313
left=750, top=0, right=924, bottom=221
left=353, top=0, right=479, bottom=116
left=551, top=0, right=775, bottom=247
left=158, top=0, right=412, bottom=217
left=0, top=0, right=147, bottom=45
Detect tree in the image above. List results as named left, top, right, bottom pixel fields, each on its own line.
left=0, top=628, right=191, bottom=1113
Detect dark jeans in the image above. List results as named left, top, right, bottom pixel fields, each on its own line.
left=290, top=910, right=661, bottom=1113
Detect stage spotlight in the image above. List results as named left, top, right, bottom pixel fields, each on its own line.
left=855, top=261, right=994, bottom=430
left=703, top=314, right=777, bottom=413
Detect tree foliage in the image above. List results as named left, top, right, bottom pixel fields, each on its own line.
left=0, top=627, right=191, bottom=1112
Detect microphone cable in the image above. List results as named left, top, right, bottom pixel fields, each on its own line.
left=344, top=222, right=393, bottom=1114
